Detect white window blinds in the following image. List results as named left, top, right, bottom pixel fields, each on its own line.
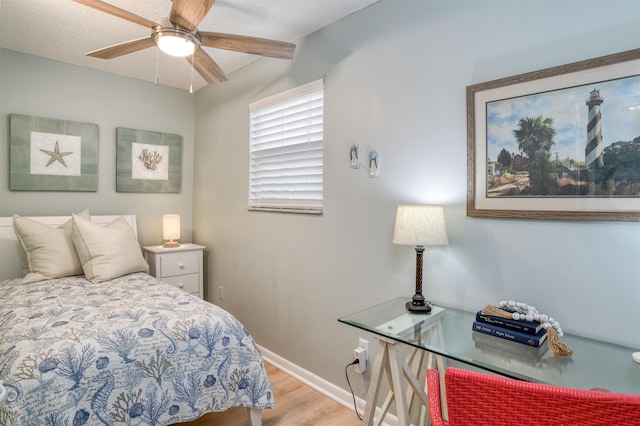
left=249, top=79, right=324, bottom=214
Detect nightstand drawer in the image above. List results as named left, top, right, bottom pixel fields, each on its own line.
left=163, top=273, right=199, bottom=294
left=160, top=252, right=199, bottom=277
left=143, top=243, right=205, bottom=300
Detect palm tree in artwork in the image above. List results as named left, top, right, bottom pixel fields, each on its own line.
left=514, top=116, right=557, bottom=195
left=515, top=116, right=556, bottom=157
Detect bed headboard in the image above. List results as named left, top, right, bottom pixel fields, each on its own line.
left=0, top=215, right=138, bottom=282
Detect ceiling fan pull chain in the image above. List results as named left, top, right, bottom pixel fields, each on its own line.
left=155, top=46, right=160, bottom=85
left=189, top=53, right=195, bottom=94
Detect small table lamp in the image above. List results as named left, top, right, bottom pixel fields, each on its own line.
left=393, top=205, right=448, bottom=313
left=162, top=214, right=181, bottom=248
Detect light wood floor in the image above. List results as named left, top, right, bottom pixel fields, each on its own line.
left=173, top=362, right=363, bottom=426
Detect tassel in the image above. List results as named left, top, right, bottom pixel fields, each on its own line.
left=546, top=327, right=573, bottom=357
left=481, top=304, right=573, bottom=357
left=481, top=304, right=512, bottom=319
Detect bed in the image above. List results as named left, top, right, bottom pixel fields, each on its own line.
left=0, top=214, right=272, bottom=426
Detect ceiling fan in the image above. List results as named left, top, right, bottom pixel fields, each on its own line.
left=73, top=0, right=296, bottom=86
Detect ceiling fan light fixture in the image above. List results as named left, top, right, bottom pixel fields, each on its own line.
left=157, top=34, right=195, bottom=57
left=152, top=19, right=201, bottom=57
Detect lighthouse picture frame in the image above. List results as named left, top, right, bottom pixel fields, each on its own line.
left=467, top=48, right=640, bottom=222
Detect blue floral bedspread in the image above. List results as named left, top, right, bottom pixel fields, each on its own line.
left=0, top=273, right=273, bottom=425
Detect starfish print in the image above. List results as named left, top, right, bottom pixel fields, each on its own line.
left=40, top=141, right=73, bottom=167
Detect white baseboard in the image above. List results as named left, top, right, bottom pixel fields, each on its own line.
left=258, top=345, right=400, bottom=426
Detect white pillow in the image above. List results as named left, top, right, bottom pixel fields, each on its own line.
left=71, top=214, right=149, bottom=283
left=13, top=210, right=91, bottom=283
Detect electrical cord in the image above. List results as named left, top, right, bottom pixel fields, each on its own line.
left=345, top=359, right=363, bottom=421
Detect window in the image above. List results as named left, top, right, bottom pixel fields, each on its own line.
left=249, top=79, right=324, bottom=214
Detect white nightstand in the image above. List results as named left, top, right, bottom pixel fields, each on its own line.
left=143, top=243, right=205, bottom=299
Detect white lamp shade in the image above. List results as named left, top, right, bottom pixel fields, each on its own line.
left=392, top=205, right=449, bottom=246
left=162, top=214, right=181, bottom=241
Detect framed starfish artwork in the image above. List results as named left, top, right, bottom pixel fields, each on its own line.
left=116, top=128, right=182, bottom=193
left=9, top=114, right=99, bottom=191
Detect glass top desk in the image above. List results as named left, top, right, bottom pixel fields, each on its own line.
left=339, top=297, right=640, bottom=425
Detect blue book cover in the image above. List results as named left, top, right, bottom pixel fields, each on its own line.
left=476, top=310, right=543, bottom=336
left=472, top=321, right=547, bottom=347
left=473, top=330, right=548, bottom=360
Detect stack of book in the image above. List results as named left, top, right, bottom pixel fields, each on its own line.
left=472, top=309, right=547, bottom=347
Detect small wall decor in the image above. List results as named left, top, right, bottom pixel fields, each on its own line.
left=116, top=127, right=182, bottom=193
left=350, top=144, right=360, bottom=169
left=9, top=114, right=99, bottom=191
left=369, top=150, right=380, bottom=178
left=467, top=48, right=640, bottom=222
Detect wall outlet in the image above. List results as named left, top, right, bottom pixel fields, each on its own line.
left=359, top=338, right=369, bottom=355
left=218, top=286, right=224, bottom=300
left=354, top=347, right=366, bottom=373
left=354, top=338, right=369, bottom=374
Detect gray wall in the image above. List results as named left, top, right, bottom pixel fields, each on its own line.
left=0, top=49, right=196, bottom=245
left=193, top=0, right=640, bottom=397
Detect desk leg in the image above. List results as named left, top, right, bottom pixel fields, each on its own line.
left=406, top=346, right=425, bottom=416
left=362, top=338, right=430, bottom=426
left=388, top=343, right=411, bottom=426
left=362, top=339, right=389, bottom=425
left=436, top=355, right=448, bottom=420
left=356, top=312, right=447, bottom=426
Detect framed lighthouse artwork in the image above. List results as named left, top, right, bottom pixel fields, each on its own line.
left=467, top=48, right=640, bottom=222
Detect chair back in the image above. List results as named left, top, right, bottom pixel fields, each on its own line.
left=427, top=367, right=640, bottom=426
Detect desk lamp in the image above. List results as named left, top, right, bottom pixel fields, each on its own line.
left=393, top=205, right=448, bottom=313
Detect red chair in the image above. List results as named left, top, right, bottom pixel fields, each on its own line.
left=427, top=367, right=640, bottom=426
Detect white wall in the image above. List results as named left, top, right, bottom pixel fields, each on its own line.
left=193, top=0, right=640, bottom=398
left=0, top=49, right=196, bottom=245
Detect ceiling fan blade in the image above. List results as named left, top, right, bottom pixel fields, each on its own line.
left=87, top=37, right=155, bottom=59
left=200, top=32, right=295, bottom=59
left=188, top=49, right=227, bottom=83
left=72, top=0, right=157, bottom=29
left=170, top=0, right=216, bottom=31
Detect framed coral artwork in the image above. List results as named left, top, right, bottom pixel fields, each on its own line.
left=116, top=127, right=182, bottom=193
left=9, top=114, right=99, bottom=191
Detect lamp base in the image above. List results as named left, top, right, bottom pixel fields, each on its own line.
left=163, top=240, right=180, bottom=248
left=406, top=300, right=432, bottom=313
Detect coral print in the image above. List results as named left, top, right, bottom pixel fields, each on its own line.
left=0, top=273, right=273, bottom=425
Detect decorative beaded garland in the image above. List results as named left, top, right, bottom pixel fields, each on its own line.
left=498, top=300, right=564, bottom=337
left=481, top=300, right=573, bottom=357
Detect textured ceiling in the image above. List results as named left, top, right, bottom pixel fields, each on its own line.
left=0, top=0, right=379, bottom=91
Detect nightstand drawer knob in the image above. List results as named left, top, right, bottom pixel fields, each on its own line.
left=178, top=282, right=184, bottom=288
left=179, top=263, right=185, bottom=269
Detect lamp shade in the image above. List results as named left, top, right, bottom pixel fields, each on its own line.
left=162, top=214, right=181, bottom=241
left=392, top=205, right=448, bottom=246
